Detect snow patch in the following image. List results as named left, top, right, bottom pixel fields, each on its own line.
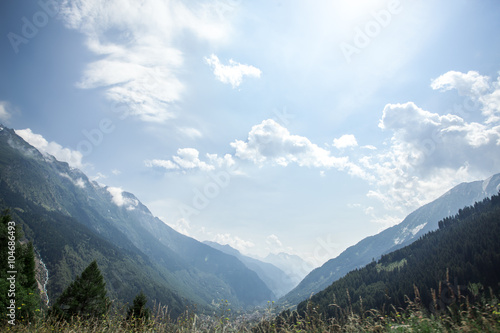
left=411, top=222, right=427, bottom=236
left=483, top=175, right=493, bottom=193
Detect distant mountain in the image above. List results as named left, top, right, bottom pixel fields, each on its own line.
left=280, top=172, right=500, bottom=307
left=263, top=252, right=314, bottom=287
left=203, top=241, right=296, bottom=298
left=0, top=125, right=274, bottom=313
left=296, top=192, right=500, bottom=319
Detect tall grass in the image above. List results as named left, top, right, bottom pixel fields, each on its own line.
left=3, top=285, right=500, bottom=332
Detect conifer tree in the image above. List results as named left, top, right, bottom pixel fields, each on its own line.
left=127, top=291, right=150, bottom=321
left=51, top=260, right=110, bottom=320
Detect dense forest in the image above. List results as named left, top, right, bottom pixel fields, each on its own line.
left=294, top=191, right=500, bottom=320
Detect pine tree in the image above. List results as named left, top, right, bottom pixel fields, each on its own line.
left=127, top=291, right=150, bottom=321
left=51, top=260, right=110, bottom=320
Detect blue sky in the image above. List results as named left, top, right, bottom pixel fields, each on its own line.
left=1, top=0, right=500, bottom=270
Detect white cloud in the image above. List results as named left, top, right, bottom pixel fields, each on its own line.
left=205, top=54, right=261, bottom=88
left=230, top=119, right=372, bottom=179
left=231, top=119, right=346, bottom=168
left=480, top=73, right=500, bottom=123
left=92, top=172, right=107, bottom=182
left=179, top=127, right=203, bottom=139
left=172, top=148, right=215, bottom=171
left=59, top=173, right=86, bottom=188
left=431, top=70, right=500, bottom=124
left=60, top=0, right=235, bottom=122
left=212, top=233, right=255, bottom=253
left=206, top=153, right=235, bottom=168
left=144, top=148, right=222, bottom=171
left=333, top=134, right=358, bottom=149
left=265, top=234, right=294, bottom=255
left=431, top=70, right=490, bottom=97
left=107, top=186, right=138, bottom=210
left=169, top=218, right=192, bottom=236
left=146, top=149, right=236, bottom=172
left=145, top=159, right=179, bottom=170
left=266, top=234, right=283, bottom=247
left=75, top=178, right=86, bottom=188
left=0, top=101, right=12, bottom=122
left=360, top=99, right=500, bottom=216
left=15, top=128, right=84, bottom=169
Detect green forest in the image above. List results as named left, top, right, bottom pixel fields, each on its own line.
left=293, top=191, right=500, bottom=321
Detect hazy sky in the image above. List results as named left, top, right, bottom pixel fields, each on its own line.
left=1, top=0, right=500, bottom=269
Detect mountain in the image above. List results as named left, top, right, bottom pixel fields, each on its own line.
left=280, top=172, right=500, bottom=307
left=263, top=252, right=314, bottom=288
left=0, top=125, right=274, bottom=313
left=296, top=192, right=500, bottom=319
left=203, top=241, right=296, bottom=298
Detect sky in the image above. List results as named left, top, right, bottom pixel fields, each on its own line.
left=1, top=0, right=500, bottom=271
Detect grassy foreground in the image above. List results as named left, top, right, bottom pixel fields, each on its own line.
left=3, top=289, right=500, bottom=333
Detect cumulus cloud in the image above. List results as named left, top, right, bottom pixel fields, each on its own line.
left=431, top=70, right=490, bottom=97
left=333, top=134, right=358, bottom=149
left=231, top=119, right=345, bottom=167
left=15, top=128, right=84, bottom=169
left=205, top=54, right=261, bottom=88
left=172, top=148, right=215, bottom=170
left=107, top=186, right=138, bottom=210
left=60, top=0, right=235, bottom=122
left=360, top=98, right=500, bottom=217
left=431, top=70, right=500, bottom=123
left=266, top=234, right=283, bottom=247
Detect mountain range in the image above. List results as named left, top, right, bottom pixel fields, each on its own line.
left=280, top=171, right=500, bottom=307
left=2, top=123, right=499, bottom=317
left=0, top=125, right=276, bottom=315
left=203, top=241, right=296, bottom=298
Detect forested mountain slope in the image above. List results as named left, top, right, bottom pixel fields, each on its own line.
left=296, top=192, right=500, bottom=318
left=281, top=173, right=500, bottom=307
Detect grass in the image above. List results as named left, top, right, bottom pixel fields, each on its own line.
left=3, top=287, right=500, bottom=332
